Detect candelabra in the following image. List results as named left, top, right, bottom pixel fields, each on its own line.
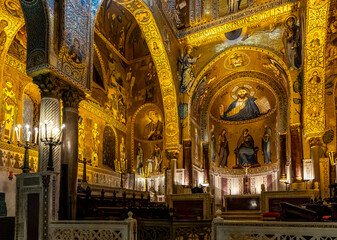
left=78, top=157, right=91, bottom=183
left=40, top=121, right=65, bottom=171
left=13, top=124, right=38, bottom=173
left=242, top=165, right=251, bottom=194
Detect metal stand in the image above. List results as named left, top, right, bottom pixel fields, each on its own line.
left=40, top=137, right=62, bottom=171
left=78, top=158, right=91, bottom=183
left=17, top=141, right=37, bottom=173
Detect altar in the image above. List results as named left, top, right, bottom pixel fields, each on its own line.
left=223, top=194, right=260, bottom=212
left=167, top=193, right=214, bottom=220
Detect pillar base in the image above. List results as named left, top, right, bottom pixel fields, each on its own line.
left=280, top=174, right=287, bottom=181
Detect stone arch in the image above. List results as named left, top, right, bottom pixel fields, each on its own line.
left=0, top=3, right=25, bottom=96
left=93, top=43, right=108, bottom=91
left=93, top=0, right=179, bottom=150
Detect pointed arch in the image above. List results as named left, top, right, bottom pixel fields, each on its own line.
left=93, top=0, right=179, bottom=150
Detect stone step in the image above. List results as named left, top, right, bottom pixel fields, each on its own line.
left=222, top=211, right=261, bottom=220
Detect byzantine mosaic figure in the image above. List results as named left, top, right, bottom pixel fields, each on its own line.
left=219, top=85, right=270, bottom=121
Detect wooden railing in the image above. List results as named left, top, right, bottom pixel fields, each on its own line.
left=76, top=188, right=171, bottom=220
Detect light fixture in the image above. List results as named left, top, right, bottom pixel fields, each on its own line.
left=8, top=171, right=13, bottom=181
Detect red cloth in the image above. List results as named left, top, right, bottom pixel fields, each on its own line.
left=263, top=212, right=280, bottom=217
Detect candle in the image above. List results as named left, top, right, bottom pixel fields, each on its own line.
left=17, top=124, right=21, bottom=141
left=9, top=124, right=14, bottom=143
left=58, top=124, right=65, bottom=142
left=25, top=125, right=29, bottom=141
left=50, top=121, right=53, bottom=138
left=52, top=128, right=59, bottom=139
left=34, top=127, right=38, bottom=144
left=44, top=120, right=47, bottom=139
left=15, top=127, right=18, bottom=141
left=27, top=131, right=31, bottom=142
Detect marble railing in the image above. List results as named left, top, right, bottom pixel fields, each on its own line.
left=212, top=219, right=337, bottom=240
left=138, top=219, right=212, bottom=240
left=78, top=163, right=121, bottom=188
left=49, top=215, right=137, bottom=240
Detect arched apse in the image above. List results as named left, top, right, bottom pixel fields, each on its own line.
left=200, top=71, right=288, bottom=142
left=188, top=46, right=295, bottom=141
left=195, top=71, right=288, bottom=178
left=93, top=0, right=179, bottom=150
left=131, top=103, right=164, bottom=172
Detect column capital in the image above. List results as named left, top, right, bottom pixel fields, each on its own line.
left=61, top=85, right=85, bottom=109
left=183, top=140, right=191, bottom=148
left=309, top=137, right=322, bottom=147
left=33, top=73, right=62, bottom=99
left=290, top=124, right=301, bottom=132
left=165, top=148, right=180, bottom=160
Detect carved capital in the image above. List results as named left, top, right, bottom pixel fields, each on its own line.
left=183, top=140, right=192, bottom=148
left=309, top=137, right=322, bottom=147
left=290, top=124, right=301, bottom=134
left=33, top=73, right=62, bottom=99
left=165, top=146, right=181, bottom=160
left=61, top=85, right=85, bottom=109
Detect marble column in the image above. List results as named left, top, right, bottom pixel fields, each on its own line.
left=33, top=74, right=62, bottom=172
left=183, top=140, right=192, bottom=186
left=203, top=143, right=210, bottom=184
left=290, top=125, right=302, bottom=182
left=309, top=137, right=322, bottom=184
left=171, top=158, right=177, bottom=194
left=280, top=134, right=287, bottom=181
left=59, top=86, right=85, bottom=220
left=166, top=149, right=179, bottom=194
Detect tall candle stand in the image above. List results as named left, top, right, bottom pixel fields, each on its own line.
left=243, top=165, right=251, bottom=195
left=78, top=157, right=91, bottom=183
left=12, top=124, right=39, bottom=173
left=18, top=140, right=37, bottom=173
left=40, top=122, right=65, bottom=171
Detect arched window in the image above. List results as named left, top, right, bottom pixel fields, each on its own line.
left=22, top=94, right=34, bottom=141
left=103, top=126, right=116, bottom=169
